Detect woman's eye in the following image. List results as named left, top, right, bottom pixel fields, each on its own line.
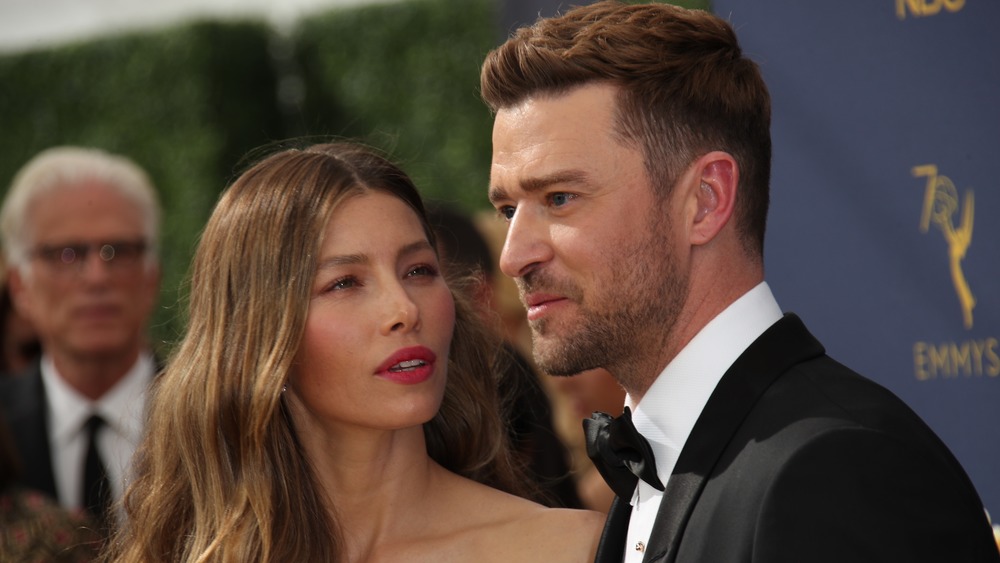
left=406, top=265, right=438, bottom=278
left=330, top=276, right=357, bottom=291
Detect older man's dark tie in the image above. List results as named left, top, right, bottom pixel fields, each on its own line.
left=583, top=406, right=665, bottom=500
left=83, top=414, right=112, bottom=527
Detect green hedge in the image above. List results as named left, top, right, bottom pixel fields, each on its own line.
left=293, top=0, right=498, bottom=211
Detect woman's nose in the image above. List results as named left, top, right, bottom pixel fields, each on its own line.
left=380, top=284, right=420, bottom=335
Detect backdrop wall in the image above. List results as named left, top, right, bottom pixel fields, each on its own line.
left=713, top=0, right=999, bottom=519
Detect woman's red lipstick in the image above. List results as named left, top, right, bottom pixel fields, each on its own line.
left=376, top=346, right=437, bottom=384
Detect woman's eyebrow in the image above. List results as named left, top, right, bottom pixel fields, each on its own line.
left=315, top=239, right=433, bottom=271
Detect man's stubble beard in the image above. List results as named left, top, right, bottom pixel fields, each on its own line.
left=524, top=207, right=687, bottom=392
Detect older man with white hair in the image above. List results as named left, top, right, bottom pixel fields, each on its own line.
left=0, top=146, right=162, bottom=534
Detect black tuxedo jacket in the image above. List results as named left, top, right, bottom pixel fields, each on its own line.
left=595, top=314, right=999, bottom=563
left=0, top=362, right=58, bottom=499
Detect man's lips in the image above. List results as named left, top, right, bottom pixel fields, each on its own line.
left=72, top=303, right=121, bottom=320
left=523, top=292, right=569, bottom=321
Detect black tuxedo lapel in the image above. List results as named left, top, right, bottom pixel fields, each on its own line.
left=0, top=362, right=58, bottom=499
left=641, top=314, right=825, bottom=563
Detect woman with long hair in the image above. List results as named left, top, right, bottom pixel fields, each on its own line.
left=104, top=141, right=601, bottom=562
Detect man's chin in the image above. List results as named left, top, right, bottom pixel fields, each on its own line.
left=532, top=339, right=594, bottom=377
left=67, top=335, right=134, bottom=358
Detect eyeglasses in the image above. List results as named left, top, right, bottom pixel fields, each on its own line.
left=31, top=240, right=148, bottom=274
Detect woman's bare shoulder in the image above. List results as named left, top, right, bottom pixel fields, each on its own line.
left=493, top=503, right=605, bottom=562
left=454, top=480, right=606, bottom=562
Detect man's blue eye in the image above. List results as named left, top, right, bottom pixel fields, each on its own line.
left=500, top=206, right=516, bottom=220
left=551, top=193, right=570, bottom=206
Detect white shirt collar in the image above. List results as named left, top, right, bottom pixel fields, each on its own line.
left=627, top=281, right=783, bottom=487
left=41, top=352, right=154, bottom=444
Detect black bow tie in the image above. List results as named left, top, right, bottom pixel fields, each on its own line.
left=583, top=406, right=665, bottom=500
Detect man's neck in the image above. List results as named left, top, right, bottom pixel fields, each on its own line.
left=620, top=276, right=769, bottom=402
left=49, top=348, right=141, bottom=401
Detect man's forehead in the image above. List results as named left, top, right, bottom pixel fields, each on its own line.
left=26, top=184, right=144, bottom=238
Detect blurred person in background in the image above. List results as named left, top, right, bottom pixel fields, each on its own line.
left=0, top=146, right=162, bottom=539
left=475, top=211, right=624, bottom=513
left=474, top=214, right=534, bottom=357
left=1, top=415, right=100, bottom=561
left=0, top=268, right=41, bottom=375
left=428, top=201, right=581, bottom=509
left=549, top=368, right=625, bottom=513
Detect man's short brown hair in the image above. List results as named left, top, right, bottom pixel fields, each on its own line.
left=481, top=1, right=771, bottom=257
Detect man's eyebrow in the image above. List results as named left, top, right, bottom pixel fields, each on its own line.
left=488, top=170, right=589, bottom=204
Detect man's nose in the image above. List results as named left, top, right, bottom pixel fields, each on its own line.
left=499, top=206, right=552, bottom=279
left=78, top=250, right=115, bottom=282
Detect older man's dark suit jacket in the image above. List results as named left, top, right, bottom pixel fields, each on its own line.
left=595, top=314, right=999, bottom=563
left=0, top=361, right=59, bottom=499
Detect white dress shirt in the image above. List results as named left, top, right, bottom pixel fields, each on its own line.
left=40, top=353, right=154, bottom=510
left=622, top=282, right=783, bottom=561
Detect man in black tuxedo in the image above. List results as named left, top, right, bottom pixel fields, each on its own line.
left=0, top=146, right=162, bottom=534
left=479, top=2, right=999, bottom=561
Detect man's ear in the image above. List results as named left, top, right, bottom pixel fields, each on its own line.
left=689, top=151, right=738, bottom=246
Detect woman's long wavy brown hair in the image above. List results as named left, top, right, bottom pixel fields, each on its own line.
left=103, top=142, right=527, bottom=562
